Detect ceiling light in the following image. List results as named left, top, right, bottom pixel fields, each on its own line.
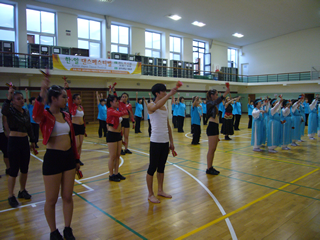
left=100, top=0, right=115, bottom=2
left=192, top=21, right=206, bottom=27
left=167, top=14, right=181, bottom=21
left=232, top=33, right=244, bottom=38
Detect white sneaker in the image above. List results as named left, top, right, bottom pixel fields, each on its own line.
left=253, top=148, right=263, bottom=152
left=268, top=149, right=278, bottom=153
left=297, top=140, right=304, bottom=142
left=282, top=147, right=290, bottom=150
left=291, top=143, right=299, bottom=146
left=309, top=137, right=316, bottom=140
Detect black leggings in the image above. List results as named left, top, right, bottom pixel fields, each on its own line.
left=31, top=123, right=39, bottom=144
left=148, top=119, right=151, bottom=137
left=147, top=142, right=169, bottom=176
left=192, top=124, right=201, bottom=144
left=98, top=119, right=107, bottom=138
left=248, top=115, right=252, bottom=129
left=234, top=114, right=241, bottom=130
left=177, top=116, right=185, bottom=132
left=135, top=116, right=142, bottom=133
left=7, top=136, right=30, bottom=177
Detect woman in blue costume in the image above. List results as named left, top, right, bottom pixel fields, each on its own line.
left=317, top=101, right=320, bottom=137
left=280, top=100, right=293, bottom=150
left=290, top=99, right=303, bottom=146
left=267, top=98, right=282, bottom=153
left=299, top=97, right=306, bottom=140
left=261, top=98, right=270, bottom=147
left=308, top=95, right=319, bottom=140
left=251, top=99, right=266, bottom=152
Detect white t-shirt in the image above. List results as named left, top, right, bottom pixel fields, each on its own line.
left=149, top=104, right=169, bottom=143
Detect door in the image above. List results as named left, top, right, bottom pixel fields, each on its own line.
left=241, top=63, right=249, bottom=82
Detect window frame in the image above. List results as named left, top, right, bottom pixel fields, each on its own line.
left=77, top=17, right=102, bottom=58
left=193, top=40, right=207, bottom=75
left=145, top=30, right=161, bottom=58
left=0, top=2, right=16, bottom=43
left=111, top=24, right=130, bottom=54
left=170, top=35, right=182, bottom=61
left=228, top=48, right=237, bottom=68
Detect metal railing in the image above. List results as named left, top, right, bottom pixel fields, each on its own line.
left=0, top=52, right=316, bottom=82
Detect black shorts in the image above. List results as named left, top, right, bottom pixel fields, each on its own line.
left=206, top=122, right=219, bottom=136
left=121, top=118, right=130, bottom=128
left=73, top=124, right=85, bottom=136
left=106, top=131, right=122, bottom=143
left=0, top=132, right=8, bottom=158
left=43, top=148, right=76, bottom=175
left=7, top=136, right=30, bottom=177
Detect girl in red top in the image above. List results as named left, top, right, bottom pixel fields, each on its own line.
left=64, top=80, right=86, bottom=166
left=33, top=77, right=80, bottom=240
left=106, top=95, right=129, bottom=182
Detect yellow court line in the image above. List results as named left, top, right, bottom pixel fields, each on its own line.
left=228, top=152, right=320, bottom=168
left=175, top=168, right=319, bottom=240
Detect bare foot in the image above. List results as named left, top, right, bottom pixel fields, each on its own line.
left=148, top=195, right=160, bottom=203
left=158, top=191, right=172, bottom=198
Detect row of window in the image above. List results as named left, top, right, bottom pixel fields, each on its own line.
left=0, top=2, right=237, bottom=67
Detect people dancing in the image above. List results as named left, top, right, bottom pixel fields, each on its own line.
left=191, top=96, right=201, bottom=145
left=290, top=99, right=303, bottom=146
left=106, top=94, right=130, bottom=182
left=280, top=100, right=293, bottom=150
left=248, top=97, right=254, bottom=129
left=25, top=88, right=40, bottom=148
left=206, top=87, right=230, bottom=175
left=251, top=99, right=266, bottom=152
left=96, top=91, right=107, bottom=138
left=65, top=81, right=86, bottom=166
left=33, top=77, right=80, bottom=240
left=2, top=87, right=35, bottom=208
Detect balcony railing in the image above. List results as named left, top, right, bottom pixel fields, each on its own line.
left=0, top=52, right=317, bottom=83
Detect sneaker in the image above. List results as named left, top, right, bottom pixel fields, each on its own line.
left=8, top=196, right=19, bottom=208
left=125, top=149, right=132, bottom=154
left=63, top=227, right=75, bottom=240
left=268, top=149, right=278, bottom=153
left=18, top=189, right=32, bottom=199
left=225, top=136, right=232, bottom=140
left=253, top=148, right=263, bottom=152
left=282, top=147, right=291, bottom=150
left=309, top=137, right=316, bottom=140
left=206, top=167, right=220, bottom=175
left=5, top=168, right=10, bottom=175
left=50, top=229, right=63, bottom=240
left=35, top=143, right=39, bottom=148
left=79, top=160, right=84, bottom=166
left=291, top=143, right=299, bottom=146
left=297, top=140, right=304, bottom=142
left=109, top=174, right=121, bottom=182
left=121, top=149, right=126, bottom=155
left=117, top=173, right=126, bottom=180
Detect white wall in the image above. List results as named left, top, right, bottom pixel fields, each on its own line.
left=239, top=27, right=320, bottom=75
left=57, top=12, right=78, bottom=48
left=211, top=43, right=228, bottom=71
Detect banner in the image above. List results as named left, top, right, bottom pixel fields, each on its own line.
left=52, top=54, right=141, bottom=74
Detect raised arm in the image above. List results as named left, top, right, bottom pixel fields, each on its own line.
left=192, top=97, right=199, bottom=107
left=148, top=88, right=178, bottom=113
left=176, top=93, right=180, bottom=104
left=136, top=92, right=138, bottom=103
left=96, top=91, right=100, bottom=106
left=143, top=97, right=148, bottom=106
left=33, top=77, right=50, bottom=123
left=1, top=87, right=15, bottom=116
left=309, top=97, right=318, bottom=110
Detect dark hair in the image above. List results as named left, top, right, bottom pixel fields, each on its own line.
left=72, top=93, right=80, bottom=100
left=30, top=97, right=36, bottom=102
left=151, top=83, right=167, bottom=97
left=283, top=99, right=288, bottom=107
left=179, top=97, right=185, bottom=102
left=192, top=96, right=197, bottom=103
left=107, top=95, right=117, bottom=108
left=13, top=91, right=23, bottom=98
left=254, top=99, right=261, bottom=107
left=121, top=92, right=129, bottom=98
left=206, top=89, right=217, bottom=101
left=291, top=99, right=297, bottom=105
left=47, top=85, right=64, bottom=104
left=100, top=98, right=106, bottom=103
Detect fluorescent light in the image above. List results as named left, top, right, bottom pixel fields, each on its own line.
left=232, top=33, right=244, bottom=38
left=167, top=14, right=181, bottom=21
left=192, top=21, right=206, bottom=27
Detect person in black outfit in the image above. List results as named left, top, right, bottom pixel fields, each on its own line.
left=221, top=96, right=235, bottom=140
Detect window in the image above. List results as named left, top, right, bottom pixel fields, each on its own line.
left=26, top=9, right=56, bottom=45
left=111, top=24, right=129, bottom=54
left=77, top=18, right=101, bottom=58
left=145, top=31, right=161, bottom=58
left=228, top=48, right=237, bottom=68
left=193, top=40, right=206, bottom=75
left=170, top=36, right=181, bottom=60
left=0, top=3, right=15, bottom=42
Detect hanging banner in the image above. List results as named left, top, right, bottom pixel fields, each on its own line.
left=52, top=54, right=141, bottom=74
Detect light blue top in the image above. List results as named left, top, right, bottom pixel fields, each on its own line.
left=247, top=104, right=254, bottom=116
left=233, top=102, right=242, bottom=115
left=134, top=102, right=143, bottom=117
left=303, top=102, right=310, bottom=114
left=218, top=102, right=224, bottom=112
left=191, top=106, right=201, bottom=125
left=177, top=102, right=186, bottom=117
left=172, top=104, right=178, bottom=116
left=97, top=103, right=107, bottom=121
left=26, top=104, right=37, bottom=124
left=200, top=102, right=207, bottom=114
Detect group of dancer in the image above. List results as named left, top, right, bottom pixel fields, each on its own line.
left=1, top=76, right=319, bottom=239
left=251, top=94, right=319, bottom=153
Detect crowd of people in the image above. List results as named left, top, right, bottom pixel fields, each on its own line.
left=1, top=78, right=319, bottom=239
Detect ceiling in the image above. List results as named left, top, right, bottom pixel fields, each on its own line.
left=34, top=0, right=320, bottom=46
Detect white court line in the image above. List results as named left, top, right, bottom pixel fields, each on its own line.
left=129, top=148, right=238, bottom=240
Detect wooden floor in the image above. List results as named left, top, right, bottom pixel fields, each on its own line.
left=0, top=115, right=320, bottom=240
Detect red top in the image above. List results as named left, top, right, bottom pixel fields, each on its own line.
left=33, top=99, right=80, bottom=161
left=114, top=92, right=135, bottom=123
left=107, top=108, right=129, bottom=129
left=66, top=88, right=86, bottom=127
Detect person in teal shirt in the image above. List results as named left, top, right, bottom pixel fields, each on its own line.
left=303, top=98, right=310, bottom=126
left=96, top=91, right=107, bottom=138
left=25, top=89, right=40, bottom=148
left=247, top=97, right=254, bottom=129
left=171, top=95, right=178, bottom=128
left=176, top=93, right=186, bottom=132
left=200, top=99, right=207, bottom=125
left=191, top=96, right=201, bottom=144
left=134, top=92, right=143, bottom=133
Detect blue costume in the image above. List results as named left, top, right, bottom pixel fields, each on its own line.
left=251, top=107, right=264, bottom=148
left=308, top=99, right=318, bottom=138
left=291, top=102, right=302, bottom=141
left=191, top=105, right=201, bottom=144
left=299, top=103, right=306, bottom=136
left=267, top=102, right=282, bottom=148
left=280, top=107, right=292, bottom=147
